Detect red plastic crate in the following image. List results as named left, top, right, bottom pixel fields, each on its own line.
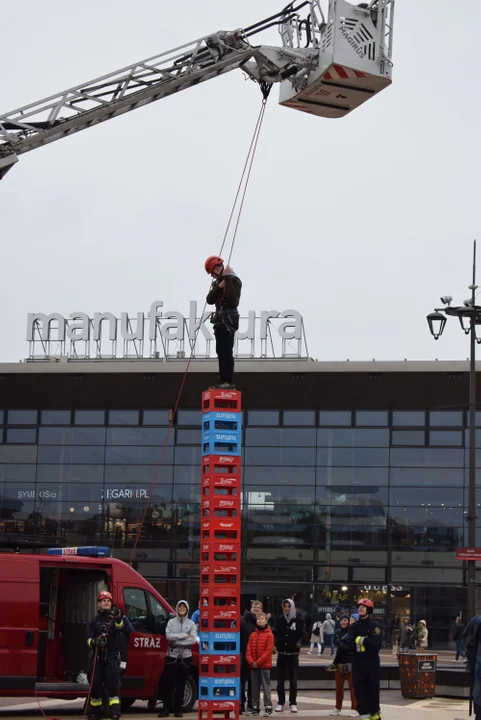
left=201, top=563, right=240, bottom=586
left=202, top=484, right=240, bottom=501
left=201, top=519, right=241, bottom=542
left=202, top=455, right=241, bottom=476
left=202, top=473, right=241, bottom=490
left=200, top=654, right=241, bottom=676
left=202, top=389, right=242, bottom=413
left=202, top=495, right=240, bottom=515
left=201, top=547, right=239, bottom=566
left=198, top=699, right=239, bottom=720
left=200, top=586, right=239, bottom=605
left=199, top=606, right=240, bottom=632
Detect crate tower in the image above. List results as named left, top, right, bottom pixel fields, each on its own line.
left=198, top=388, right=243, bottom=720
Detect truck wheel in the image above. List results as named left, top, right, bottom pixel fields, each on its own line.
left=121, top=698, right=136, bottom=712
left=182, top=673, right=197, bottom=713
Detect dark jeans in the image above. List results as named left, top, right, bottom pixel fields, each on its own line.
left=352, top=666, right=380, bottom=718
left=241, top=654, right=252, bottom=710
left=321, top=634, right=334, bottom=655
left=89, top=654, right=121, bottom=717
left=276, top=654, right=299, bottom=706
left=455, top=639, right=465, bottom=660
left=214, top=325, right=235, bottom=384
left=162, top=656, right=191, bottom=714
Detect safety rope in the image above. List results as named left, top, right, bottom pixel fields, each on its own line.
left=129, top=93, right=269, bottom=563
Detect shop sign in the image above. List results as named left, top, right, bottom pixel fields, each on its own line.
left=456, top=548, right=481, bottom=561
left=418, top=660, right=436, bottom=673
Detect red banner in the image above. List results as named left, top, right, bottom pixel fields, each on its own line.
left=456, top=548, right=481, bottom=561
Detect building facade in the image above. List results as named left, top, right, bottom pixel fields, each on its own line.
left=0, top=359, right=480, bottom=648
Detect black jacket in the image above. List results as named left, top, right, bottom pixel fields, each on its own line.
left=333, top=627, right=354, bottom=667
left=453, top=622, right=465, bottom=641
left=346, top=617, right=382, bottom=669
left=462, top=616, right=481, bottom=676
left=240, top=611, right=257, bottom=654
left=273, top=609, right=306, bottom=654
left=206, top=273, right=242, bottom=331
left=85, top=609, right=133, bottom=657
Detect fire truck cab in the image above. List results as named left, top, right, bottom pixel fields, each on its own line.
left=0, top=547, right=198, bottom=712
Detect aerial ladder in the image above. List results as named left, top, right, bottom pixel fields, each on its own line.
left=0, top=0, right=394, bottom=180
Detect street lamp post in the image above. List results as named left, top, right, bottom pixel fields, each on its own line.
left=427, top=240, right=479, bottom=622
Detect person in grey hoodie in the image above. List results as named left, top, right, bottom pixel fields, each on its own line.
left=159, top=600, right=197, bottom=718
left=321, top=613, right=336, bottom=656
left=273, top=599, right=306, bottom=713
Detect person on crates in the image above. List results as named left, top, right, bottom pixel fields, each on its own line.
left=308, top=620, right=323, bottom=655
left=241, top=600, right=264, bottom=713
left=273, top=598, right=306, bottom=713
left=246, top=612, right=275, bottom=717
left=159, top=600, right=197, bottom=718
left=205, top=255, right=242, bottom=390
left=345, top=598, right=382, bottom=720
left=85, top=590, right=133, bottom=720
left=327, top=613, right=358, bottom=717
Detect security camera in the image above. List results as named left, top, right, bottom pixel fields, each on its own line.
left=440, top=295, right=452, bottom=305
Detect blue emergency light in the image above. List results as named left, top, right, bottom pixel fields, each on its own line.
left=47, top=546, right=110, bottom=557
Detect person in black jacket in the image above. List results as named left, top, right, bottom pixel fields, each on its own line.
left=205, top=255, right=242, bottom=389
left=453, top=616, right=466, bottom=662
left=327, top=613, right=357, bottom=716
left=273, top=599, right=306, bottom=713
left=463, top=615, right=481, bottom=719
left=85, top=590, right=133, bottom=720
left=241, top=601, right=263, bottom=713
left=345, top=599, right=382, bottom=720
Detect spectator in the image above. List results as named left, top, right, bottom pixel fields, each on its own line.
left=321, top=613, right=336, bottom=656
left=246, top=612, right=274, bottom=716
left=241, top=601, right=263, bottom=713
left=191, top=601, right=200, bottom=630
left=416, top=620, right=428, bottom=652
left=308, top=620, right=323, bottom=656
left=273, top=598, right=305, bottom=713
left=327, top=613, right=357, bottom=717
left=454, top=617, right=466, bottom=662
left=399, top=617, right=413, bottom=653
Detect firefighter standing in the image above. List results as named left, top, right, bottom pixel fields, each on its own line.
left=85, top=590, right=133, bottom=720
left=346, top=598, right=382, bottom=720
left=205, top=255, right=242, bottom=389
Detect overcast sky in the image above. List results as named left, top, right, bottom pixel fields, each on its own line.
left=1, top=0, right=480, bottom=363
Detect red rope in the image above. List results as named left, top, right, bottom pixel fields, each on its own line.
left=129, top=96, right=268, bottom=564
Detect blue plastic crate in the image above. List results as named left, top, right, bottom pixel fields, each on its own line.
left=202, top=431, right=241, bottom=457
left=199, top=676, right=240, bottom=701
left=199, top=631, right=240, bottom=655
left=202, top=411, right=242, bottom=434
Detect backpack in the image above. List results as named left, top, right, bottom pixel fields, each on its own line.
left=312, top=624, right=320, bottom=637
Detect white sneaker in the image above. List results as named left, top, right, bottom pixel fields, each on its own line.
left=274, top=706, right=284, bottom=713
left=348, top=712, right=358, bottom=717
left=307, top=651, right=312, bottom=654
left=329, top=711, right=342, bottom=716
left=289, top=706, right=298, bottom=714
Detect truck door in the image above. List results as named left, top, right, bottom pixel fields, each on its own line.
left=0, top=558, right=39, bottom=691
left=121, top=587, right=170, bottom=697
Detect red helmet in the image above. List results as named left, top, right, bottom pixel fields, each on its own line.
left=98, top=591, right=112, bottom=602
left=357, top=598, right=374, bottom=613
left=205, top=255, right=224, bottom=274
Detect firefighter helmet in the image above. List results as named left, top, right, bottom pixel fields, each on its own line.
left=205, top=255, right=224, bottom=274
left=98, top=590, right=113, bottom=602
left=357, top=598, right=374, bottom=613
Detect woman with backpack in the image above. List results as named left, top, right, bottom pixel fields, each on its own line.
left=308, top=620, right=324, bottom=655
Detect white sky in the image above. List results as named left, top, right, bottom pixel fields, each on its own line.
left=1, top=0, right=480, bottom=362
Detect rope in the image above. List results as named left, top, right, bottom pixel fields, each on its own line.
left=129, top=95, right=269, bottom=563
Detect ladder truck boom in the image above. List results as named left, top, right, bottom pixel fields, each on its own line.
left=0, top=0, right=394, bottom=180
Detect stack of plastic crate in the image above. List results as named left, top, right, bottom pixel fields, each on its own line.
left=198, top=388, right=242, bottom=720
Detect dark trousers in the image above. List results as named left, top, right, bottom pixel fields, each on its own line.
left=214, top=325, right=235, bottom=384
left=241, top=654, right=252, bottom=710
left=162, top=656, right=191, bottom=714
left=89, top=654, right=121, bottom=717
left=352, top=666, right=380, bottom=717
left=276, top=654, right=299, bottom=706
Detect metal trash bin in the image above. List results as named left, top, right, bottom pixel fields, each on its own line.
left=398, top=652, right=437, bottom=699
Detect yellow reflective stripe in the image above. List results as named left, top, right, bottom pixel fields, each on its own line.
left=115, top=620, right=124, bottom=629
left=109, top=697, right=120, bottom=705
left=90, top=699, right=102, bottom=707
left=87, top=638, right=93, bottom=647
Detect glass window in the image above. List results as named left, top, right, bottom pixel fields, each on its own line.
left=247, top=411, right=279, bottom=426
left=38, top=427, right=106, bottom=445
left=107, top=427, right=173, bottom=446
left=36, top=465, right=104, bottom=484
left=317, top=484, right=388, bottom=505
left=105, top=464, right=173, bottom=484
left=0, top=410, right=4, bottom=425
left=245, top=486, right=315, bottom=505
left=429, top=430, right=463, bottom=447
left=316, top=467, right=388, bottom=486
left=390, top=487, right=463, bottom=508
left=320, top=505, right=387, bottom=526
left=123, top=588, right=151, bottom=633
left=175, top=446, right=201, bottom=465
left=283, top=410, right=315, bottom=426
left=390, top=505, right=464, bottom=527
left=244, top=466, right=316, bottom=485
left=392, top=411, right=426, bottom=427
left=174, top=465, right=200, bottom=484
left=74, top=410, right=105, bottom=425
left=176, top=410, right=202, bottom=426
left=176, top=429, right=201, bottom=445
left=245, top=428, right=316, bottom=447
left=391, top=430, right=426, bottom=447
left=316, top=448, right=389, bottom=467
left=244, top=447, right=316, bottom=466
left=147, top=592, right=169, bottom=634
left=355, top=411, right=388, bottom=426
left=40, top=410, right=71, bottom=425
left=108, top=410, right=139, bottom=426
left=318, top=411, right=352, bottom=427
left=173, top=484, right=200, bottom=503
left=0, top=445, right=37, bottom=463
left=317, top=429, right=389, bottom=447
left=6, top=429, right=37, bottom=444
left=37, top=446, right=105, bottom=464
left=390, top=448, right=464, bottom=467
left=390, top=467, right=464, bottom=487
left=105, top=446, right=174, bottom=465
left=7, top=410, right=38, bottom=426
left=429, top=411, right=463, bottom=427
left=143, top=410, right=171, bottom=426
left=0, top=464, right=36, bottom=482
